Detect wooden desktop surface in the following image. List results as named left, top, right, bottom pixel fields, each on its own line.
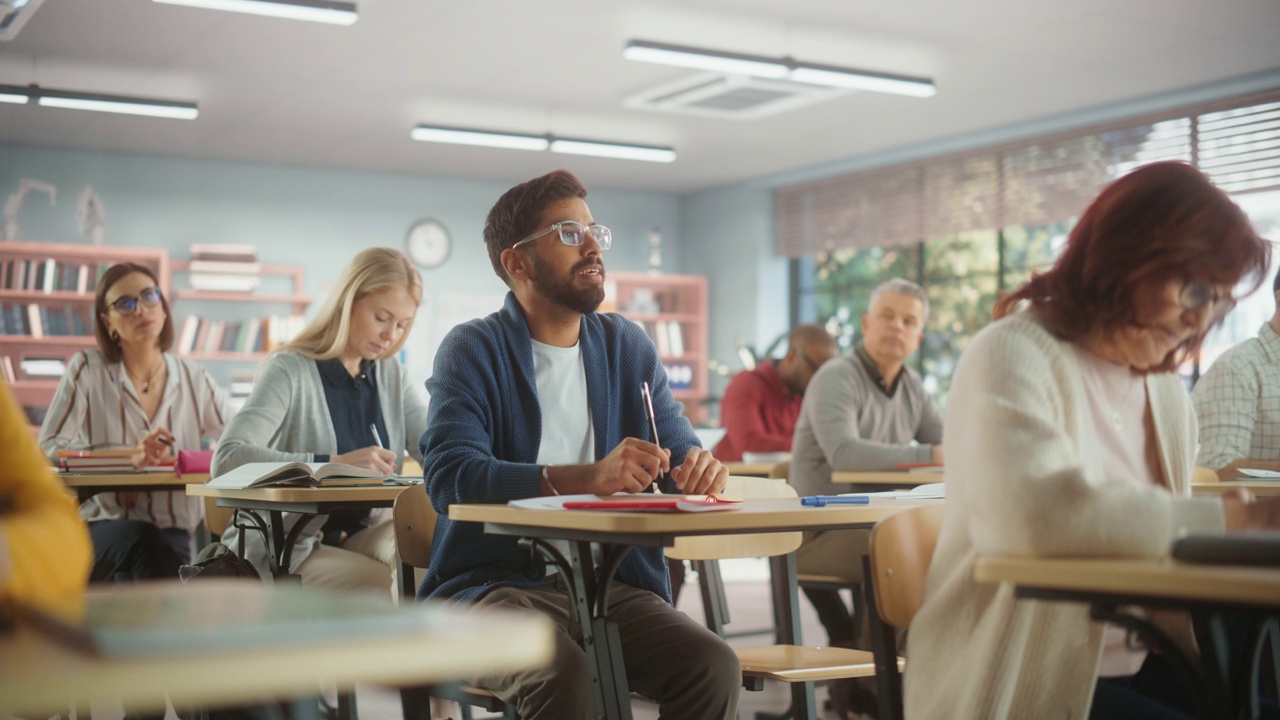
left=973, top=556, right=1280, bottom=607
left=450, top=497, right=934, bottom=539
left=1192, top=481, right=1280, bottom=496
left=186, top=483, right=409, bottom=505
left=58, top=471, right=209, bottom=489
left=831, top=471, right=943, bottom=485
left=0, top=579, right=553, bottom=716
left=723, top=462, right=777, bottom=477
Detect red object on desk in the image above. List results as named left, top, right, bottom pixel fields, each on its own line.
left=562, top=495, right=742, bottom=512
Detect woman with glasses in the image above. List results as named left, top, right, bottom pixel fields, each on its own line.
left=40, top=262, right=232, bottom=581
left=212, top=247, right=426, bottom=595
left=905, top=161, right=1280, bottom=720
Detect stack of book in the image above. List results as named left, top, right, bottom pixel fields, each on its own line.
left=53, top=449, right=138, bottom=473
left=187, top=244, right=261, bottom=293
left=174, top=313, right=305, bottom=356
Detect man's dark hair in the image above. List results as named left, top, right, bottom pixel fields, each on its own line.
left=484, top=169, right=587, bottom=286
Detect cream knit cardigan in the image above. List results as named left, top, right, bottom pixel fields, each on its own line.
left=903, top=311, right=1225, bottom=720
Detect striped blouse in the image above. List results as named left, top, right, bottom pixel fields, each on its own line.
left=38, top=348, right=233, bottom=532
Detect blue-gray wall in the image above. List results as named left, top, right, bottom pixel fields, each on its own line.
left=0, top=144, right=683, bottom=392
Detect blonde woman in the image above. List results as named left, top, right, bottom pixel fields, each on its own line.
left=212, top=247, right=427, bottom=592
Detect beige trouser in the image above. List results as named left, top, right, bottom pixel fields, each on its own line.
left=795, top=528, right=870, bottom=582
left=291, top=520, right=396, bottom=600
left=472, top=574, right=741, bottom=720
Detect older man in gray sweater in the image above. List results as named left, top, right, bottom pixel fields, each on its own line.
left=791, top=277, right=944, bottom=646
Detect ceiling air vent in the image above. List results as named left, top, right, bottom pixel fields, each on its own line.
left=0, top=0, right=47, bottom=41
left=625, top=72, right=849, bottom=119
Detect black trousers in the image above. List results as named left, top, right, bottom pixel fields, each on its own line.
left=88, top=520, right=189, bottom=583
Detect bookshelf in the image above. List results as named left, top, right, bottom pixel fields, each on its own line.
left=0, top=240, right=170, bottom=416
left=169, top=261, right=310, bottom=362
left=603, top=271, right=709, bottom=425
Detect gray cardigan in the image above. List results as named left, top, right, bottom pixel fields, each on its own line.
left=212, top=350, right=427, bottom=576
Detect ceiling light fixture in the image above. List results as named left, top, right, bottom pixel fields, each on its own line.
left=151, top=0, right=358, bottom=26
left=623, top=39, right=936, bottom=98
left=0, top=83, right=199, bottom=119
left=412, top=124, right=676, bottom=163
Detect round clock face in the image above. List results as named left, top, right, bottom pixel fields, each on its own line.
left=406, top=219, right=451, bottom=268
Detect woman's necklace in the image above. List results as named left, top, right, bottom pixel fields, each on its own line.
left=126, top=356, right=165, bottom=394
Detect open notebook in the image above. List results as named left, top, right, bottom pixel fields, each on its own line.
left=1171, top=531, right=1280, bottom=567
left=207, top=461, right=390, bottom=489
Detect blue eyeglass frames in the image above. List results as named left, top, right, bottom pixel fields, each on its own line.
left=106, top=286, right=164, bottom=315
left=511, top=220, right=612, bottom=251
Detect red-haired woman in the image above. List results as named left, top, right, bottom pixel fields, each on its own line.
left=40, top=262, right=231, bottom=581
left=905, top=162, right=1280, bottom=720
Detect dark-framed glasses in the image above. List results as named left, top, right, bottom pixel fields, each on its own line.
left=1178, top=279, right=1235, bottom=317
left=107, top=286, right=164, bottom=315
left=512, top=220, right=612, bottom=251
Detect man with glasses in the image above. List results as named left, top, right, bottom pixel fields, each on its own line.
left=419, top=169, right=739, bottom=720
left=713, top=323, right=837, bottom=462
left=1193, top=270, right=1280, bottom=481
left=790, top=278, right=944, bottom=658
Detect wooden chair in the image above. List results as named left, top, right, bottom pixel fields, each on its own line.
left=203, top=496, right=234, bottom=538
left=862, top=503, right=944, bottom=720
left=1192, top=465, right=1219, bottom=484
left=667, top=476, right=887, bottom=707
left=392, top=486, right=515, bottom=720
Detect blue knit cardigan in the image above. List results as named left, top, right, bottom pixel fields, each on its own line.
left=418, top=292, right=699, bottom=604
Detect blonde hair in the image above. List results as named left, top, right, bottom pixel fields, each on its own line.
left=285, top=247, right=423, bottom=360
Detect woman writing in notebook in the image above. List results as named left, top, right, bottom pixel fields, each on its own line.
left=905, top=162, right=1280, bottom=720
left=212, top=247, right=427, bottom=593
left=40, top=262, right=232, bottom=581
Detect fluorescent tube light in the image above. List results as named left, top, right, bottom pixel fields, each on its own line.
left=0, top=84, right=199, bottom=119
left=550, top=138, right=676, bottom=163
left=152, top=0, right=358, bottom=26
left=788, top=64, right=936, bottom=97
left=624, top=40, right=788, bottom=79
left=411, top=125, right=549, bottom=151
left=411, top=124, right=676, bottom=163
left=624, top=39, right=936, bottom=98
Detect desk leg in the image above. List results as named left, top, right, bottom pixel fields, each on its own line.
left=568, top=541, right=633, bottom=720
left=769, top=553, right=817, bottom=720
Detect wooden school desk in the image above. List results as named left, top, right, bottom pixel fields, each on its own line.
left=831, top=471, right=943, bottom=486
left=186, top=483, right=409, bottom=576
left=59, top=470, right=210, bottom=503
left=723, top=462, right=778, bottom=477
left=450, top=496, right=936, bottom=720
left=0, top=578, right=553, bottom=718
left=1193, top=481, right=1280, bottom=497
left=974, top=556, right=1280, bottom=720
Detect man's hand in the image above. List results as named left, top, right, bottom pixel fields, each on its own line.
left=672, top=446, right=728, bottom=495
left=586, top=438, right=669, bottom=495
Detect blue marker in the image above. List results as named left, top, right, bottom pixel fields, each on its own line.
left=801, top=495, right=870, bottom=507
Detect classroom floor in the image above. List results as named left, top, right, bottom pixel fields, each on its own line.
left=358, top=558, right=853, bottom=720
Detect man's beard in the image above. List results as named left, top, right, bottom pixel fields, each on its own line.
left=529, top=253, right=606, bottom=315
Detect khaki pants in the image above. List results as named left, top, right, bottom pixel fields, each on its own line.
left=472, top=574, right=741, bottom=720
left=291, top=520, right=396, bottom=600
left=795, top=528, right=870, bottom=646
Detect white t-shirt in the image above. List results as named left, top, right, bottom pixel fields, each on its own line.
left=531, top=339, right=597, bottom=573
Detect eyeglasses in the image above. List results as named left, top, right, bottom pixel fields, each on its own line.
left=106, top=287, right=164, bottom=315
left=512, top=220, right=612, bottom=251
left=1178, top=279, right=1235, bottom=317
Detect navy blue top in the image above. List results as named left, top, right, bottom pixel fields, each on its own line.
left=419, top=292, right=700, bottom=604
left=314, top=358, right=387, bottom=463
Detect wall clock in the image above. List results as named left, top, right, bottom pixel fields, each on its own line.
left=406, top=218, right=451, bottom=268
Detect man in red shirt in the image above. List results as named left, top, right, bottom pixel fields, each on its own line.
left=714, top=324, right=837, bottom=462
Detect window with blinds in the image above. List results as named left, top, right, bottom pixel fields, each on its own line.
left=777, top=91, right=1280, bottom=258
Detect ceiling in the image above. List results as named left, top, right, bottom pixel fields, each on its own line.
left=1, top=0, right=1278, bottom=193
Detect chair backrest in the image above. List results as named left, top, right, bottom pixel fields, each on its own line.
left=868, top=504, right=944, bottom=630
left=1191, top=465, right=1219, bottom=484
left=203, top=496, right=234, bottom=537
left=393, top=486, right=437, bottom=570
left=768, top=461, right=791, bottom=480
left=666, top=475, right=801, bottom=561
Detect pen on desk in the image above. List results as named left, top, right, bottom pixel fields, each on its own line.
left=370, top=423, right=385, bottom=449
left=801, top=495, right=871, bottom=507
